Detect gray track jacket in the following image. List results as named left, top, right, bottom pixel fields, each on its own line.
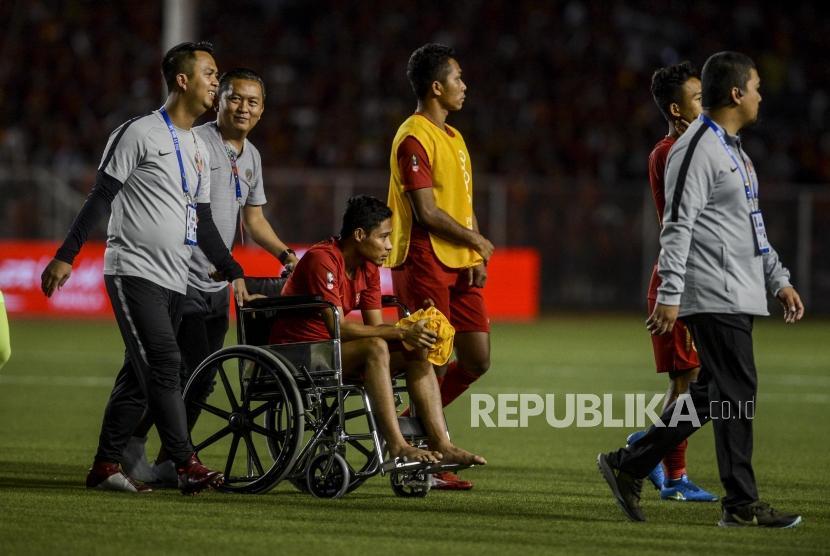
left=655, top=116, right=791, bottom=317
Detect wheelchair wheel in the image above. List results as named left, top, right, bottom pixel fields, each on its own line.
left=287, top=443, right=326, bottom=493
left=284, top=396, right=378, bottom=494
left=306, top=452, right=349, bottom=499
left=390, top=469, right=431, bottom=498
left=263, top=351, right=322, bottom=493
left=183, top=345, right=304, bottom=494
left=276, top=372, right=380, bottom=495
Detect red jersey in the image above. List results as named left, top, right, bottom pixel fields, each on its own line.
left=396, top=135, right=434, bottom=251
left=269, top=238, right=382, bottom=343
left=647, top=136, right=676, bottom=300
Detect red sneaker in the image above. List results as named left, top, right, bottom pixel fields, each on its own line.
left=176, top=453, right=224, bottom=495
left=86, top=461, right=152, bottom=493
left=431, top=471, right=473, bottom=490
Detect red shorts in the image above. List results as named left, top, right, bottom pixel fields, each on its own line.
left=391, top=242, right=489, bottom=334
left=647, top=297, right=700, bottom=373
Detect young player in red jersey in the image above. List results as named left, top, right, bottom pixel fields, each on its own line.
left=270, top=195, right=486, bottom=468
left=625, top=62, right=717, bottom=502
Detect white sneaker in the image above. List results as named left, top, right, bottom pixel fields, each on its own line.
left=121, top=436, right=157, bottom=483
left=86, top=462, right=152, bottom=493
left=152, top=460, right=178, bottom=487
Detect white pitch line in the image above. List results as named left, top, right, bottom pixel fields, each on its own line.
left=0, top=375, right=113, bottom=387
left=7, top=350, right=124, bottom=364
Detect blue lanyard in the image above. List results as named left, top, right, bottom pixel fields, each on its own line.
left=699, top=114, right=758, bottom=206
left=159, top=107, right=201, bottom=201
left=224, top=144, right=244, bottom=205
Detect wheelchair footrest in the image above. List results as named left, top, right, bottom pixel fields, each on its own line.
left=381, top=458, right=431, bottom=475
left=421, top=462, right=474, bottom=475
left=380, top=458, right=475, bottom=475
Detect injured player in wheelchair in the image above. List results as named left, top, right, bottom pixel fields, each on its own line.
left=269, top=195, right=486, bottom=467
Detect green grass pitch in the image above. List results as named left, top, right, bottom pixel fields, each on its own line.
left=0, top=316, right=827, bottom=554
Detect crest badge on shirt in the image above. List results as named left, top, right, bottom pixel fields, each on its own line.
left=245, top=168, right=253, bottom=181
left=745, top=158, right=756, bottom=181
left=326, top=271, right=335, bottom=290
left=195, top=150, right=204, bottom=175
left=411, top=154, right=419, bottom=173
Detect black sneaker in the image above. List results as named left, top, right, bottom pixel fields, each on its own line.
left=597, top=452, right=645, bottom=522
left=718, top=501, right=802, bottom=528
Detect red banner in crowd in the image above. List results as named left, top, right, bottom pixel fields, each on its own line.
left=0, top=241, right=539, bottom=320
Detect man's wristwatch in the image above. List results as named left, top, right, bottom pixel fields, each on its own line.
left=278, top=248, right=295, bottom=264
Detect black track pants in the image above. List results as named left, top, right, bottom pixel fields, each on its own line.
left=610, top=313, right=758, bottom=510
left=95, top=275, right=192, bottom=465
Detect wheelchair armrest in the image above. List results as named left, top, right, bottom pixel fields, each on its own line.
left=245, top=294, right=324, bottom=310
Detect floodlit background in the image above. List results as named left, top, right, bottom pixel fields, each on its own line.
left=1, top=0, right=828, bottom=314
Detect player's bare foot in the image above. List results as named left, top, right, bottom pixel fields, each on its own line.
left=388, top=443, right=442, bottom=464
left=436, top=444, right=487, bottom=466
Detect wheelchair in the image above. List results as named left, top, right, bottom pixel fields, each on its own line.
left=181, top=276, right=472, bottom=498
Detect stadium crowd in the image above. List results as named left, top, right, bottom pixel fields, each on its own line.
left=1, top=0, right=827, bottom=309
left=3, top=1, right=827, bottom=185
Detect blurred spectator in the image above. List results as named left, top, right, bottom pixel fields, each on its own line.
left=1, top=0, right=827, bottom=309
left=2, top=0, right=827, bottom=188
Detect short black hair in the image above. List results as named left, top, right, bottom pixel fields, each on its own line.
left=701, top=51, right=756, bottom=110
left=161, top=41, right=214, bottom=92
left=407, top=43, right=456, bottom=99
left=340, top=195, right=392, bottom=239
left=650, top=61, right=699, bottom=123
left=218, top=67, right=266, bottom=100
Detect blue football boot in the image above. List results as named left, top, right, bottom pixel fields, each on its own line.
left=625, top=430, right=665, bottom=490
left=660, top=474, right=719, bottom=502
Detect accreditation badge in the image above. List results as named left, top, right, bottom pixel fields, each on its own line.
left=185, top=203, right=198, bottom=245
left=750, top=210, right=770, bottom=255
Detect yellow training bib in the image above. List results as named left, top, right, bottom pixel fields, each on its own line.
left=386, top=114, right=482, bottom=269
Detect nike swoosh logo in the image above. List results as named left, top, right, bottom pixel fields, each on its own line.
left=159, top=150, right=172, bottom=156
left=730, top=166, right=738, bottom=172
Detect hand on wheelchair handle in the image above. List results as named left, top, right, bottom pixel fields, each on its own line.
left=284, top=252, right=300, bottom=268
left=232, top=278, right=265, bottom=307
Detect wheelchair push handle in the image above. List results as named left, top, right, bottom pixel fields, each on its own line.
left=381, top=295, right=411, bottom=317
left=244, top=294, right=324, bottom=310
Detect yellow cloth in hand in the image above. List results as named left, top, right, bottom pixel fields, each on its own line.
left=395, top=306, right=455, bottom=366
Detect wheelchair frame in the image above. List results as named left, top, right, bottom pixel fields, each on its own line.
left=181, top=280, right=467, bottom=498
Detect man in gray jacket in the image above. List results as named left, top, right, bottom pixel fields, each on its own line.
left=598, top=51, right=804, bottom=528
